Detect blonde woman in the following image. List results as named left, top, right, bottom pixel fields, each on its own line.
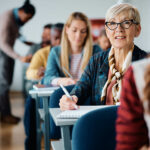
left=43, top=12, right=101, bottom=86
left=116, top=57, right=150, bottom=149
left=59, top=3, right=147, bottom=110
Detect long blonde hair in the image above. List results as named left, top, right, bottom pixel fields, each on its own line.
left=60, top=12, right=93, bottom=77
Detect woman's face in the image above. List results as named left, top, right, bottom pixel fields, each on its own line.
left=105, top=12, right=141, bottom=49
left=66, top=19, right=87, bottom=49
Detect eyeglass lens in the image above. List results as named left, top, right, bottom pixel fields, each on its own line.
left=106, top=20, right=134, bottom=30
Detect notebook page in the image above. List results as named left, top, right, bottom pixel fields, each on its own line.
left=57, top=105, right=110, bottom=119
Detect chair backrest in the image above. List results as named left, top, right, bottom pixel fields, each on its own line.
left=72, top=105, right=118, bottom=150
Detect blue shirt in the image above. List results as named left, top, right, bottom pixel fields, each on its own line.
left=43, top=44, right=102, bottom=85
left=70, top=45, right=147, bottom=105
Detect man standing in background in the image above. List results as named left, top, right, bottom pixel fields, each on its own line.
left=0, top=0, right=36, bottom=124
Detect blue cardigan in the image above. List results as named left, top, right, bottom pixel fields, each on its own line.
left=70, top=45, right=147, bottom=105
left=43, top=45, right=102, bottom=85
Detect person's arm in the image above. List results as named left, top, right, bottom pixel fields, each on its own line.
left=59, top=54, right=98, bottom=110
left=44, top=47, right=77, bottom=86
left=26, top=51, right=44, bottom=80
left=116, top=66, right=149, bottom=149
left=0, top=13, right=21, bottom=59
left=70, top=54, right=97, bottom=102
left=43, top=47, right=63, bottom=84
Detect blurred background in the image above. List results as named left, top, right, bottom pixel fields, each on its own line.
left=0, top=0, right=149, bottom=92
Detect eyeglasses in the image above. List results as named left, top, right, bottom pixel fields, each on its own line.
left=105, top=19, right=139, bottom=30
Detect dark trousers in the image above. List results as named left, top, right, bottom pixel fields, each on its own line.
left=24, top=95, right=36, bottom=150
left=0, top=50, right=14, bottom=115
left=23, top=85, right=74, bottom=149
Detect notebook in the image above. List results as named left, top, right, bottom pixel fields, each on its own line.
left=56, top=105, right=111, bottom=119
left=33, top=84, right=59, bottom=91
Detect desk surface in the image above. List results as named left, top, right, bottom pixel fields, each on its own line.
left=29, top=89, right=55, bottom=97
left=50, top=108, right=77, bottom=126
left=50, top=106, right=111, bottom=126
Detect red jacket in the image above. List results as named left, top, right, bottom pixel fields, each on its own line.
left=116, top=65, right=149, bottom=150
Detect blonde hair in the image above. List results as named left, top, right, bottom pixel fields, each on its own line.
left=60, top=12, right=93, bottom=77
left=105, top=3, right=141, bottom=24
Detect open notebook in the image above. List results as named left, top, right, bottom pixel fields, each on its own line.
left=56, top=105, right=112, bottom=119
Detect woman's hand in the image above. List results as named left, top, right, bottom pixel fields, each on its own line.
left=57, top=77, right=77, bottom=86
left=59, top=95, right=78, bottom=111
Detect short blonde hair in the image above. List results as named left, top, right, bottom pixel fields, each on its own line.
left=60, top=12, right=93, bottom=77
left=105, top=3, right=140, bottom=24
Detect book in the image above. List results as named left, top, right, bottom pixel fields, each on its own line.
left=33, top=84, right=59, bottom=91
left=56, top=105, right=112, bottom=119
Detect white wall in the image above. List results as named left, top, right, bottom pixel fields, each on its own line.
left=0, top=0, right=149, bottom=91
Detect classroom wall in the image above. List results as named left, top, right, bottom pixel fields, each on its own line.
left=0, top=0, right=149, bottom=91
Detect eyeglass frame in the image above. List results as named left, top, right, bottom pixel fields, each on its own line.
left=105, top=19, right=139, bottom=30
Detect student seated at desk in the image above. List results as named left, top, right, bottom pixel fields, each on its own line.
left=43, top=12, right=102, bottom=139
left=26, top=23, right=64, bottom=80
left=59, top=3, right=147, bottom=110
left=23, top=23, right=64, bottom=150
left=43, top=12, right=102, bottom=87
left=50, top=3, right=147, bottom=139
left=116, top=56, right=150, bottom=150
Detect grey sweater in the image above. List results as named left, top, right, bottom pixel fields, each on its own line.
left=0, top=9, right=20, bottom=59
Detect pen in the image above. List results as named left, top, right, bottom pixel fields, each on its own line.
left=60, top=84, right=78, bottom=109
left=62, top=67, right=73, bottom=78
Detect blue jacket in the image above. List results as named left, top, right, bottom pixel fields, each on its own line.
left=43, top=45, right=102, bottom=85
left=70, top=45, right=147, bottom=105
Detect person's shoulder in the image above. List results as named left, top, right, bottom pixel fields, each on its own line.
left=92, top=44, right=103, bottom=54
left=36, top=45, right=50, bottom=55
left=133, top=45, right=148, bottom=57
left=92, top=47, right=110, bottom=60
left=50, top=46, right=61, bottom=56
left=0, top=9, right=13, bottom=16
left=40, top=45, right=50, bottom=52
left=0, top=9, right=13, bottom=23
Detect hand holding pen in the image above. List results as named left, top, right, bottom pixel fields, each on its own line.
left=56, top=67, right=78, bottom=86
left=59, top=84, right=78, bottom=110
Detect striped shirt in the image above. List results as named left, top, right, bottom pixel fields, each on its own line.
left=51, top=53, right=82, bottom=85
left=70, top=53, right=82, bottom=79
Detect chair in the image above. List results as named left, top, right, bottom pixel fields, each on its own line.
left=72, top=105, right=118, bottom=150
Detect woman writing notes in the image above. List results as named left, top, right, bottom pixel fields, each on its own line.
left=50, top=3, right=147, bottom=139
left=43, top=12, right=102, bottom=86
left=59, top=3, right=147, bottom=110
left=44, top=12, right=102, bottom=139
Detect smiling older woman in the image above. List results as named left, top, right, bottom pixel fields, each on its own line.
left=59, top=3, right=147, bottom=110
